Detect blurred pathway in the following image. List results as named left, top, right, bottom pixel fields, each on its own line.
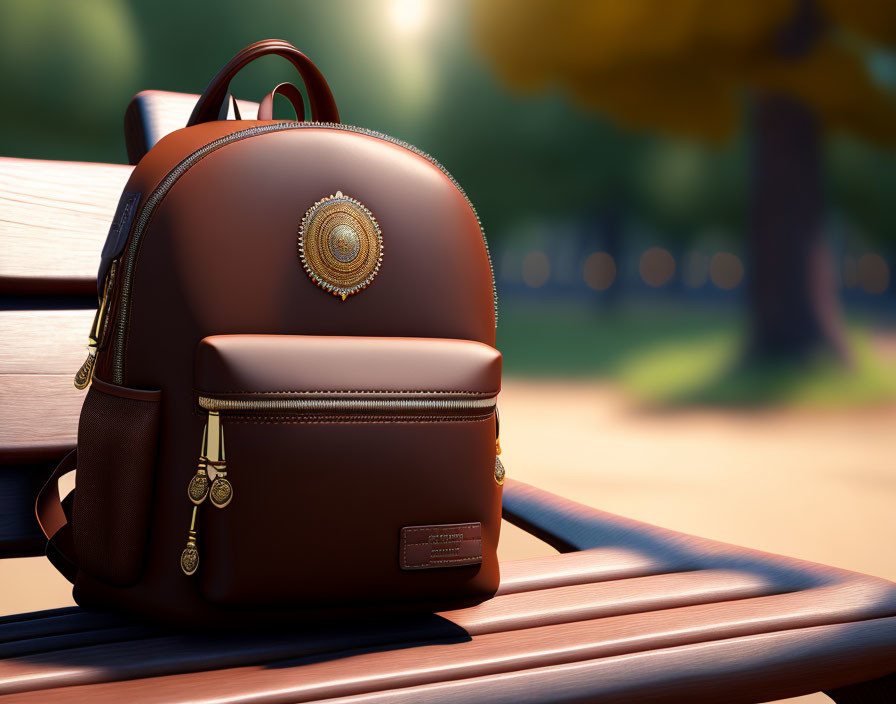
left=498, top=378, right=896, bottom=582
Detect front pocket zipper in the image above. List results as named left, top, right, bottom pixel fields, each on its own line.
left=197, top=396, right=497, bottom=413
left=180, top=394, right=499, bottom=576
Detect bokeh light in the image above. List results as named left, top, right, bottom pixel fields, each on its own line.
left=583, top=252, right=616, bottom=291
left=639, top=247, right=675, bottom=287
left=709, top=252, right=744, bottom=290
left=522, top=251, right=550, bottom=288
left=857, top=253, right=890, bottom=294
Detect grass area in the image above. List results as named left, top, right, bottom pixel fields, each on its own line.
left=496, top=302, right=896, bottom=407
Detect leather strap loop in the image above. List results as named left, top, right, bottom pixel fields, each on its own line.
left=187, top=39, right=338, bottom=127
left=35, top=449, right=79, bottom=584
left=257, top=82, right=306, bottom=121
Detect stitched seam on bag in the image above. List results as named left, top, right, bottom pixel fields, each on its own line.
left=402, top=541, right=482, bottom=567
left=93, top=383, right=161, bottom=403
left=196, top=389, right=499, bottom=396
left=223, top=416, right=493, bottom=425
left=402, top=544, right=482, bottom=567
left=404, top=537, right=482, bottom=547
left=403, top=524, right=479, bottom=536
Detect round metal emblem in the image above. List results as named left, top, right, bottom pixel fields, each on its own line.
left=298, top=191, right=383, bottom=300
left=180, top=546, right=199, bottom=576
left=494, top=457, right=505, bottom=486
left=209, top=477, right=233, bottom=508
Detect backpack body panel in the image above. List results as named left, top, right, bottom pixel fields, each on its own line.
left=73, top=124, right=501, bottom=624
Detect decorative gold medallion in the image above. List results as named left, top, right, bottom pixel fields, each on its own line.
left=180, top=544, right=199, bottom=575
left=209, top=476, right=233, bottom=508
left=187, top=467, right=210, bottom=504
left=298, top=191, right=383, bottom=300
left=494, top=457, right=505, bottom=486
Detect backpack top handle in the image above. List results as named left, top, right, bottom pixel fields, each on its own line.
left=187, top=39, right=339, bottom=127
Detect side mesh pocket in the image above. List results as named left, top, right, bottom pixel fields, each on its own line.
left=72, top=377, right=161, bottom=586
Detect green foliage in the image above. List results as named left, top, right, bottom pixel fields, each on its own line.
left=498, top=303, right=896, bottom=407
left=0, top=0, right=893, bottom=243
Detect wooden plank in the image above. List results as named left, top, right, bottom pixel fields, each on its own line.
left=0, top=309, right=93, bottom=375
left=125, top=90, right=260, bottom=164
left=2, top=572, right=894, bottom=699
left=497, top=548, right=673, bottom=595
left=0, top=159, right=132, bottom=295
left=0, top=567, right=776, bottom=654
left=0, top=376, right=82, bottom=463
left=15, top=618, right=896, bottom=704
left=0, top=309, right=89, bottom=463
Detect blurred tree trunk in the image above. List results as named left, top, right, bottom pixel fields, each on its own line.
left=746, top=93, right=850, bottom=363
left=745, top=0, right=851, bottom=364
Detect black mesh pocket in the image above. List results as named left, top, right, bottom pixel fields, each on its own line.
left=72, top=378, right=161, bottom=586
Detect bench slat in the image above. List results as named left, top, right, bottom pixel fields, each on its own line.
left=2, top=578, right=894, bottom=699
left=0, top=567, right=776, bottom=657
left=0, top=376, right=82, bottom=463
left=0, top=309, right=89, bottom=471
left=124, top=90, right=260, bottom=163
left=0, top=159, right=131, bottom=295
left=11, top=618, right=896, bottom=704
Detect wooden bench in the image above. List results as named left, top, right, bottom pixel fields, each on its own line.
left=1, top=93, right=894, bottom=702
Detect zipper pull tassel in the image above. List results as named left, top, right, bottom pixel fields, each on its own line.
left=188, top=415, right=212, bottom=504
left=73, top=346, right=97, bottom=390
left=494, top=407, right=505, bottom=485
left=205, top=410, right=233, bottom=508
left=180, top=505, right=200, bottom=575
left=74, top=262, right=117, bottom=390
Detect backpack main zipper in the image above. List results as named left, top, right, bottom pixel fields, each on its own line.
left=75, top=122, right=498, bottom=388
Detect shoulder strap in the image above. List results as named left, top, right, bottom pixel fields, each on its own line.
left=35, top=450, right=79, bottom=583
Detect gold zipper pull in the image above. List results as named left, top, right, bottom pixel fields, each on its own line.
left=187, top=415, right=212, bottom=504
left=73, top=344, right=98, bottom=390
left=180, top=505, right=200, bottom=575
left=74, top=262, right=117, bottom=390
left=188, top=460, right=211, bottom=504
left=206, top=410, right=233, bottom=508
left=494, top=407, right=505, bottom=485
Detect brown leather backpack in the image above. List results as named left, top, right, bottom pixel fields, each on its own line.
left=37, top=40, right=503, bottom=625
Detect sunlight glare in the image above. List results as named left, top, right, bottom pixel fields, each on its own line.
left=390, top=0, right=428, bottom=36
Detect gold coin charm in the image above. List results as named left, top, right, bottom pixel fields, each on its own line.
left=181, top=544, right=199, bottom=576
left=298, top=191, right=383, bottom=300
left=209, top=476, right=233, bottom=508
left=494, top=457, right=505, bottom=486
left=180, top=505, right=200, bottom=576
left=187, top=466, right=210, bottom=505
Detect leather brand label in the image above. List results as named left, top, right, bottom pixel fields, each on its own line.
left=400, top=522, right=482, bottom=570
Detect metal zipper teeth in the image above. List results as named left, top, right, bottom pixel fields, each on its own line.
left=197, top=396, right=497, bottom=412
left=112, top=122, right=498, bottom=384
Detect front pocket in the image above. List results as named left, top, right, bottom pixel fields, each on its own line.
left=188, top=335, right=503, bottom=609
left=72, top=378, right=161, bottom=586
